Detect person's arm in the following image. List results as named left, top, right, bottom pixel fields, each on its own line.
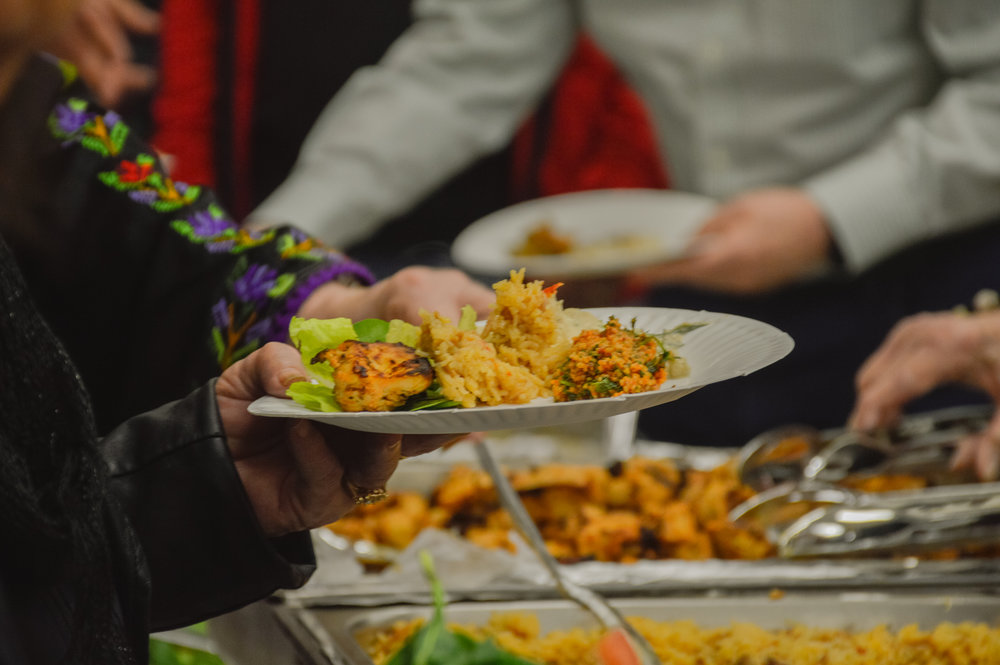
left=101, top=379, right=316, bottom=630
left=802, top=2, right=1000, bottom=273
left=248, top=0, right=577, bottom=249
left=849, top=308, right=1000, bottom=480
left=101, top=342, right=463, bottom=630
left=12, top=63, right=374, bottom=431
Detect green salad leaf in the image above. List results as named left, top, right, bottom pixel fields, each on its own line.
left=354, top=317, right=391, bottom=343
left=386, top=552, right=540, bottom=665
left=285, top=315, right=440, bottom=413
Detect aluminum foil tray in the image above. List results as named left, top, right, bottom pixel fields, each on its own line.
left=273, top=590, right=1000, bottom=665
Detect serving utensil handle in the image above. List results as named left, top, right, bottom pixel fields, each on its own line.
left=473, top=440, right=662, bottom=665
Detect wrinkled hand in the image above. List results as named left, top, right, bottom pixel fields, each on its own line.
left=299, top=265, right=495, bottom=325
left=44, top=0, right=160, bottom=108
left=849, top=311, right=1000, bottom=480
left=215, top=342, right=465, bottom=536
left=626, top=188, right=833, bottom=294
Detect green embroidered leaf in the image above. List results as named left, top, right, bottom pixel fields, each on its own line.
left=109, top=121, right=130, bottom=151
left=56, top=61, right=78, bottom=87
left=151, top=200, right=185, bottom=213
left=97, top=171, right=119, bottom=187
left=276, top=233, right=295, bottom=254
left=82, top=136, right=111, bottom=157
left=267, top=273, right=296, bottom=298
left=169, top=220, right=196, bottom=240
left=211, top=327, right=226, bottom=364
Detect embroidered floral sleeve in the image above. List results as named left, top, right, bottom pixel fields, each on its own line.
left=48, top=75, right=374, bottom=370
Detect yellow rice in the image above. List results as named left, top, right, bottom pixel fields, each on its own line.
left=480, top=269, right=573, bottom=383
left=419, top=310, right=544, bottom=407
left=418, top=269, right=570, bottom=406
left=361, top=612, right=1000, bottom=665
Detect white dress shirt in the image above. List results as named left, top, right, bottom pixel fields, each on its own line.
left=251, top=0, right=1000, bottom=273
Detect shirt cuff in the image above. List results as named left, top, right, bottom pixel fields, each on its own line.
left=802, top=150, right=928, bottom=274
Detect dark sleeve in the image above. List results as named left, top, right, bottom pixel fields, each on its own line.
left=11, top=74, right=374, bottom=433
left=100, top=380, right=316, bottom=631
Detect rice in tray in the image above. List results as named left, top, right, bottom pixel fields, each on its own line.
left=360, top=612, right=1000, bottom=665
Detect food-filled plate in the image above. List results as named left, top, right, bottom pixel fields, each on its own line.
left=248, top=307, right=793, bottom=434
left=451, top=189, right=715, bottom=279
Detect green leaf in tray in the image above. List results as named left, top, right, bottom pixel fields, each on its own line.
left=386, top=552, right=540, bottom=665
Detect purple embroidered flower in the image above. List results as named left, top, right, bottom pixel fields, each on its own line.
left=207, top=240, right=236, bottom=254
left=233, top=264, right=278, bottom=304
left=103, top=110, right=122, bottom=127
left=246, top=318, right=273, bottom=343
left=128, top=190, right=158, bottom=205
left=54, top=104, right=90, bottom=134
left=289, top=228, right=309, bottom=244
left=188, top=210, right=235, bottom=237
left=211, top=298, right=230, bottom=330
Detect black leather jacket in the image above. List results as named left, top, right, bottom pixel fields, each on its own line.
left=103, top=381, right=315, bottom=632
left=0, top=380, right=315, bottom=664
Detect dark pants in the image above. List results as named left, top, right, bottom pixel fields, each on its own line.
left=637, top=221, right=1000, bottom=447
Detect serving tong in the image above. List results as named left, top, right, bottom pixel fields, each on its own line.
left=473, top=440, right=662, bottom=665
left=729, top=404, right=1000, bottom=557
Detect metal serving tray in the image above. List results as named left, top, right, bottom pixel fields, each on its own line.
left=273, top=590, right=1000, bottom=665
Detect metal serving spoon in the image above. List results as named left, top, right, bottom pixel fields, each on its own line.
left=473, top=440, right=662, bottom=665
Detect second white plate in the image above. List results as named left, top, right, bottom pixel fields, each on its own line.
left=451, top=189, right=715, bottom=279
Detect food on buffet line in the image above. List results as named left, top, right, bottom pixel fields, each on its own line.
left=287, top=269, right=698, bottom=412
left=511, top=222, right=654, bottom=260
left=328, top=457, right=775, bottom=562
left=361, top=610, right=1000, bottom=665
left=328, top=453, right=1000, bottom=564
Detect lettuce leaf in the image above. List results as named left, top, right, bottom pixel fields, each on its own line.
left=289, top=316, right=357, bottom=387
left=354, top=318, right=391, bottom=343
left=285, top=381, right=341, bottom=412
left=286, top=315, right=425, bottom=412
left=387, top=318, right=421, bottom=347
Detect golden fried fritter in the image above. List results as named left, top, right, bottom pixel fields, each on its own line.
left=313, top=340, right=433, bottom=412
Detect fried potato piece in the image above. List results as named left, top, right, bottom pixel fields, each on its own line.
left=313, top=340, right=433, bottom=412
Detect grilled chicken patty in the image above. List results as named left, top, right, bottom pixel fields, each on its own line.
left=313, top=340, right=434, bottom=412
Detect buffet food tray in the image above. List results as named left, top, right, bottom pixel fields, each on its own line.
left=273, top=589, right=1000, bottom=665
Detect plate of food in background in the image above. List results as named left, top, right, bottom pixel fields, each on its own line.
left=248, top=271, right=793, bottom=434
left=450, top=189, right=716, bottom=279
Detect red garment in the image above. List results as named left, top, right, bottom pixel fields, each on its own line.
left=151, top=0, right=260, bottom=219
left=150, top=0, right=219, bottom=187
left=512, top=35, right=669, bottom=201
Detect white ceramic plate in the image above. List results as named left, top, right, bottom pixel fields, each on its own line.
left=451, top=189, right=715, bottom=279
left=248, top=307, right=794, bottom=434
